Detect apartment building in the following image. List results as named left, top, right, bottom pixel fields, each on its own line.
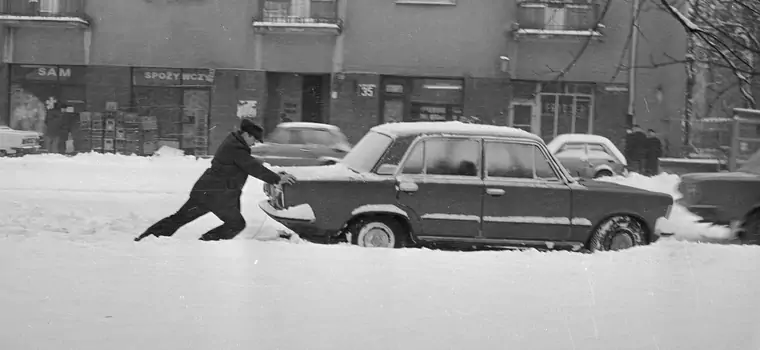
left=0, top=0, right=687, bottom=156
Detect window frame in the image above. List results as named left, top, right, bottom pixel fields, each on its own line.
left=395, top=0, right=456, bottom=6
left=482, top=138, right=565, bottom=182
left=516, top=0, right=597, bottom=31
left=397, top=135, right=483, bottom=179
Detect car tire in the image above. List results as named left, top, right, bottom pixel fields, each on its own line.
left=739, top=211, right=760, bottom=245
left=0, top=150, right=6, bottom=157
left=593, top=170, right=614, bottom=179
left=350, top=216, right=408, bottom=249
left=588, top=215, right=645, bottom=252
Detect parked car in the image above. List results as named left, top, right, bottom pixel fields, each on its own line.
left=677, top=149, right=760, bottom=244
left=0, top=125, right=41, bottom=157
left=250, top=122, right=351, bottom=167
left=259, top=122, right=673, bottom=252
left=547, top=134, right=628, bottom=179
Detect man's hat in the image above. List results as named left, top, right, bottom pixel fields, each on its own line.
left=240, top=119, right=264, bottom=142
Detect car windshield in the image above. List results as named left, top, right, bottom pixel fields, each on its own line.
left=738, top=149, right=760, bottom=175
left=340, top=131, right=394, bottom=173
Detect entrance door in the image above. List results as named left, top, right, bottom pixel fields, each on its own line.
left=395, top=137, right=483, bottom=239
left=510, top=102, right=536, bottom=134
left=302, top=75, right=324, bottom=123
left=480, top=140, right=573, bottom=242
left=182, top=89, right=210, bottom=156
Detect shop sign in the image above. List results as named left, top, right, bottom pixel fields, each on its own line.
left=133, top=68, right=215, bottom=86
left=12, top=65, right=82, bottom=82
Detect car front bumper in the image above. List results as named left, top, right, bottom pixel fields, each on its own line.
left=675, top=200, right=732, bottom=225
left=258, top=200, right=325, bottom=236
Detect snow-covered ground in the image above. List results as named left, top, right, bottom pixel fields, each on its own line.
left=1, top=153, right=759, bottom=350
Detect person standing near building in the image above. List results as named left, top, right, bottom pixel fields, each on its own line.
left=645, top=129, right=663, bottom=176
left=134, top=119, right=297, bottom=242
left=624, top=124, right=647, bottom=173
left=44, top=103, right=65, bottom=154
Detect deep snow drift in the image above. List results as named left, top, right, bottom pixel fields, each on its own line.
left=1, top=153, right=758, bottom=350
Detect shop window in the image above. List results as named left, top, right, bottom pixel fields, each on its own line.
left=538, top=82, right=594, bottom=141
left=131, top=67, right=214, bottom=156
left=8, top=64, right=86, bottom=153
left=409, top=78, right=464, bottom=122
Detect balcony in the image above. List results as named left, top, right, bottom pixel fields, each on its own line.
left=253, top=0, right=342, bottom=35
left=513, top=1, right=602, bottom=40
left=0, top=0, right=89, bottom=28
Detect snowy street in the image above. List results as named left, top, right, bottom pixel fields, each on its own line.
left=2, top=153, right=760, bottom=350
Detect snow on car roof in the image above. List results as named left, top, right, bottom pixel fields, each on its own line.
left=372, top=122, right=541, bottom=141
left=277, top=122, right=340, bottom=131
left=547, top=133, right=627, bottom=166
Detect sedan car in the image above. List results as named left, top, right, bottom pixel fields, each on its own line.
left=547, top=134, right=628, bottom=179
left=0, top=125, right=41, bottom=157
left=259, top=122, right=673, bottom=252
left=250, top=122, right=351, bottom=167
left=677, top=148, right=760, bottom=244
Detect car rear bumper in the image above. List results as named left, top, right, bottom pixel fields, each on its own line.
left=258, top=200, right=326, bottom=236
left=9, top=145, right=41, bottom=155
left=675, top=201, right=731, bottom=225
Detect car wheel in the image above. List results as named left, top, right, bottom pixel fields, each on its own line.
left=0, top=150, right=6, bottom=157
left=593, top=170, right=614, bottom=179
left=350, top=216, right=408, bottom=248
left=739, top=211, right=760, bottom=245
left=588, top=215, right=645, bottom=252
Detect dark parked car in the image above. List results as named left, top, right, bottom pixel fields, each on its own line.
left=677, top=149, right=760, bottom=243
left=259, top=122, right=673, bottom=252
left=547, top=134, right=628, bottom=179
left=250, top=122, right=351, bottom=166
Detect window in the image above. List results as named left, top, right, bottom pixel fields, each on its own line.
left=341, top=131, right=394, bottom=173
left=400, top=138, right=480, bottom=177
left=485, top=142, right=558, bottom=180
left=299, top=129, right=336, bottom=146
left=517, top=1, right=598, bottom=31
left=261, top=0, right=337, bottom=20
left=39, top=0, right=60, bottom=14
left=395, top=0, right=456, bottom=5
left=378, top=136, right=417, bottom=169
left=538, top=83, right=594, bottom=141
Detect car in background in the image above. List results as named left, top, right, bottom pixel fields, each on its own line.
left=0, top=125, right=41, bottom=157
left=677, top=149, right=760, bottom=244
left=250, top=122, right=351, bottom=167
left=259, top=121, right=673, bottom=252
left=547, top=134, right=628, bottom=179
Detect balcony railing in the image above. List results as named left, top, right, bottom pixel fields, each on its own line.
left=0, top=0, right=86, bottom=18
left=516, top=1, right=599, bottom=32
left=253, top=0, right=342, bottom=33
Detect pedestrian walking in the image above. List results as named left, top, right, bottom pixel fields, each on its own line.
left=134, top=119, right=297, bottom=242
left=624, top=124, right=647, bottom=173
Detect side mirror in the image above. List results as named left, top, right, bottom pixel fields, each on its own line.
left=376, top=163, right=398, bottom=175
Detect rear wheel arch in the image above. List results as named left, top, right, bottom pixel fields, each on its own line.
left=586, top=212, right=652, bottom=248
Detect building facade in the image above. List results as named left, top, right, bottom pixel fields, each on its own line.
left=0, top=0, right=687, bottom=156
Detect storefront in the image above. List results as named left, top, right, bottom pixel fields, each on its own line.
left=380, top=77, right=464, bottom=123
left=7, top=64, right=87, bottom=151
left=510, top=81, right=595, bottom=142
left=131, top=67, right=215, bottom=156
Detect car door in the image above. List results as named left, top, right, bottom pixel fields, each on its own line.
left=481, top=139, right=573, bottom=243
left=554, top=142, right=589, bottom=177
left=395, top=136, right=484, bottom=240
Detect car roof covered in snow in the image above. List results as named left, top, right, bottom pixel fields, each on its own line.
left=547, top=133, right=627, bottom=166
left=277, top=122, right=341, bottom=131
left=371, top=122, right=541, bottom=141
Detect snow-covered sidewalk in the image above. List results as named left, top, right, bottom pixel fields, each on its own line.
left=1, top=153, right=758, bottom=350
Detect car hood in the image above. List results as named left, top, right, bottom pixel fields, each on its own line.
left=680, top=171, right=760, bottom=182
left=575, top=178, right=670, bottom=197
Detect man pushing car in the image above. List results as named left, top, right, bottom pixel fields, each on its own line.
left=134, top=119, right=297, bottom=242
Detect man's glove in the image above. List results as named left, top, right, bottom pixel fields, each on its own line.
left=278, top=173, right=297, bottom=186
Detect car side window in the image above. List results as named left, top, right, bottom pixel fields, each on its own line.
left=300, top=129, right=335, bottom=146
left=559, top=143, right=586, bottom=154
left=587, top=143, right=612, bottom=156
left=266, top=128, right=290, bottom=144
left=424, top=139, right=480, bottom=177
left=379, top=136, right=417, bottom=169
left=401, top=140, right=424, bottom=174
left=486, top=141, right=559, bottom=180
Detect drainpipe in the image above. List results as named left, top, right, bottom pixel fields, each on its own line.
left=627, top=0, right=640, bottom=125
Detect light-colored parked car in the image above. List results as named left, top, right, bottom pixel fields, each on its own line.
left=0, top=125, right=41, bottom=157
left=547, top=134, right=628, bottom=179
left=250, top=122, right=352, bottom=167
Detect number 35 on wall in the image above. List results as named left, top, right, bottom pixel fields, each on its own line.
left=357, top=84, right=376, bottom=97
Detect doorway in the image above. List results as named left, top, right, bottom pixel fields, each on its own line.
left=302, top=75, right=326, bottom=123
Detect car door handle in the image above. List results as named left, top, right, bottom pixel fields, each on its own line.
left=486, top=188, right=505, bottom=196
left=299, top=148, right=311, bottom=152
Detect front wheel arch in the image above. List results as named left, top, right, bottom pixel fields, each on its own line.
left=586, top=213, right=652, bottom=250
left=343, top=213, right=414, bottom=247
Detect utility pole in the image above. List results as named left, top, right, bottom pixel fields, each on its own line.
left=627, top=0, right=641, bottom=126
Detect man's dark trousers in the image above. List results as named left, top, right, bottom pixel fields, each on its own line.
left=143, top=191, right=246, bottom=241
